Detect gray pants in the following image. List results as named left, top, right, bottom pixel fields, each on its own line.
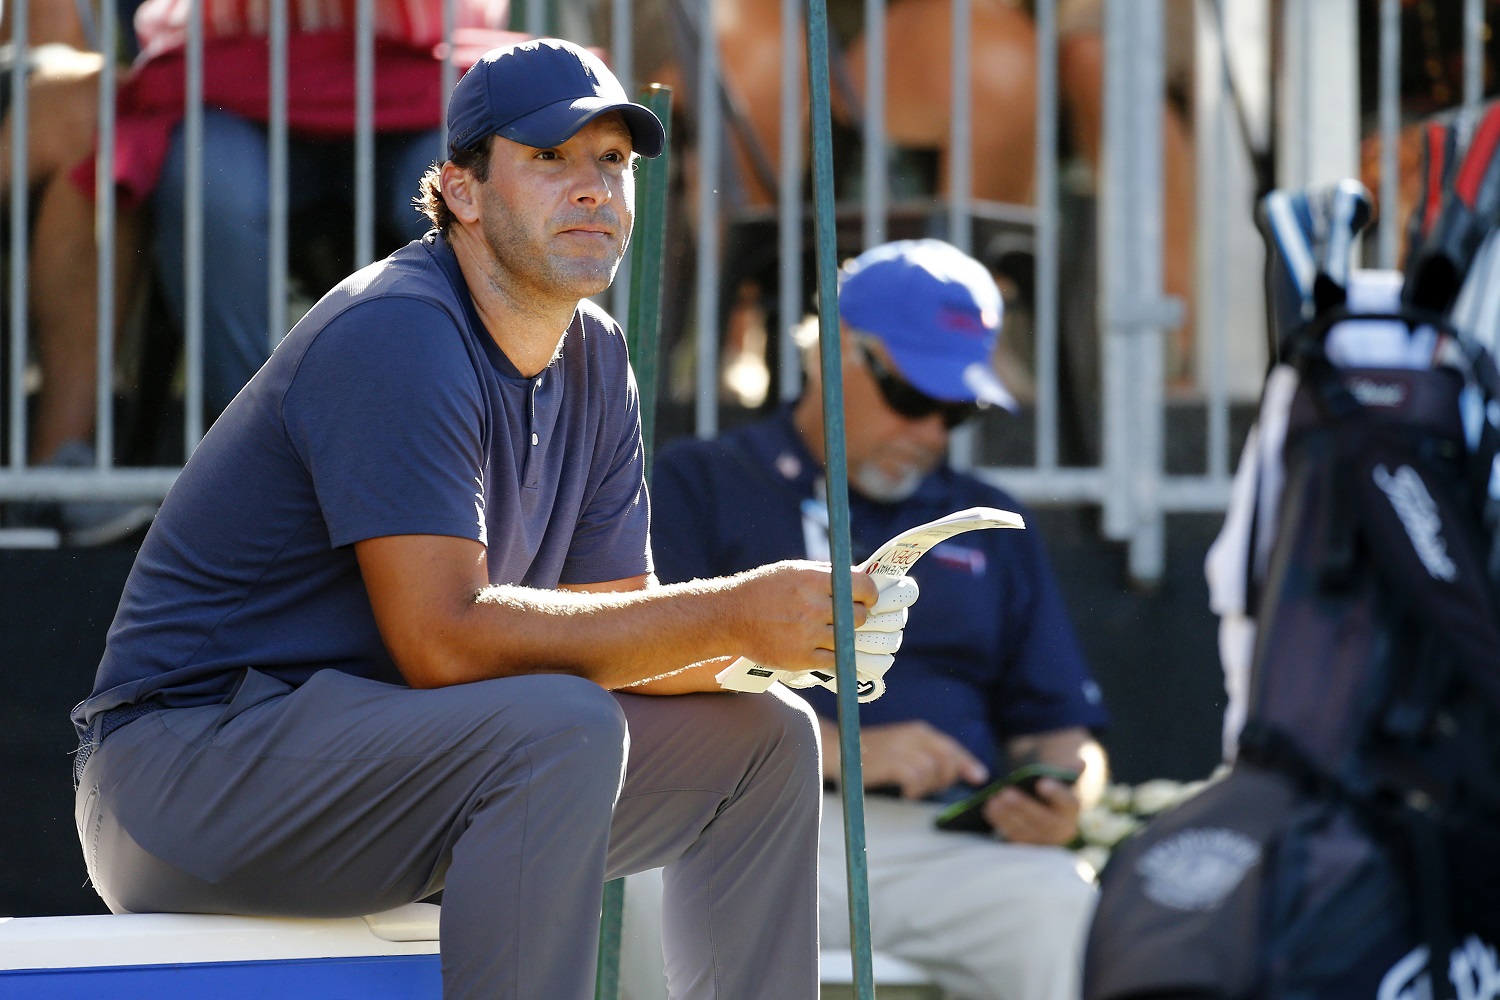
left=74, top=668, right=822, bottom=1000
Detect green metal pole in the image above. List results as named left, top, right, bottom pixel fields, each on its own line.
left=596, top=83, right=673, bottom=1000
left=625, top=84, right=674, bottom=472
left=804, top=6, right=877, bottom=999
left=595, top=878, right=627, bottom=1000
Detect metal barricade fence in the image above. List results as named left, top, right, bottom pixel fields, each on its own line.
left=682, top=0, right=1229, bottom=583
left=0, top=1, right=1478, bottom=577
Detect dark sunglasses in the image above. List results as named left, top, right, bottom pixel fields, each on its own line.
left=857, top=342, right=982, bottom=429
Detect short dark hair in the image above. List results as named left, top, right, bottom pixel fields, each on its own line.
left=414, top=138, right=495, bottom=233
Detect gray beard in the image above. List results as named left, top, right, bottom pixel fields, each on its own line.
left=852, top=461, right=924, bottom=503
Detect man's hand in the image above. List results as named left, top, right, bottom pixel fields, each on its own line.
left=980, top=776, right=1081, bottom=846
left=726, top=560, right=881, bottom=674
left=852, top=720, right=989, bottom=800
left=976, top=727, right=1105, bottom=846
left=719, top=572, right=918, bottom=700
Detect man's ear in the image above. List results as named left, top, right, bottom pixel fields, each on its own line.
left=441, top=162, right=482, bottom=225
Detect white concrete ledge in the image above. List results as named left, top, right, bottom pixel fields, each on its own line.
left=818, top=948, right=935, bottom=985
left=0, top=910, right=942, bottom=997
left=0, top=904, right=440, bottom=970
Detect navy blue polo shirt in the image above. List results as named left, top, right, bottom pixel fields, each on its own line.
left=75, top=231, right=651, bottom=734
left=650, top=407, right=1107, bottom=779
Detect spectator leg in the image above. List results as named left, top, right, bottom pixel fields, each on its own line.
left=30, top=170, right=143, bottom=463
left=0, top=47, right=142, bottom=465
left=1059, top=28, right=1196, bottom=384
left=0, top=46, right=102, bottom=191
left=152, top=110, right=334, bottom=417
left=377, top=128, right=445, bottom=243
left=843, top=0, right=1040, bottom=205
left=622, top=790, right=1097, bottom=1000
left=713, top=0, right=799, bottom=208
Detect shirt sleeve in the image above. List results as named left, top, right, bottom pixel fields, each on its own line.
left=282, top=297, right=489, bottom=549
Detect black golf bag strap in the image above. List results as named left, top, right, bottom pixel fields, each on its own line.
left=1237, top=721, right=1333, bottom=798
left=1402, top=805, right=1459, bottom=1000
left=1452, top=338, right=1500, bottom=586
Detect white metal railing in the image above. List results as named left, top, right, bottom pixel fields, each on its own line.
left=681, top=0, right=1244, bottom=581
left=7, top=0, right=28, bottom=486
left=1, top=1, right=1481, bottom=582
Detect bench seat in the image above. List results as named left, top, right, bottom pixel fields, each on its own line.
left=0, top=905, right=943, bottom=999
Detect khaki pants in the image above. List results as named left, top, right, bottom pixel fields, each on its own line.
left=623, top=793, right=1096, bottom=1000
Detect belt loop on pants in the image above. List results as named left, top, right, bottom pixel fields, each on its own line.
left=74, top=702, right=165, bottom=784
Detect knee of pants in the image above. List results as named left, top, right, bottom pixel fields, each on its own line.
left=471, top=673, right=630, bottom=777
left=986, top=849, right=1098, bottom=935
left=155, top=110, right=274, bottom=236
left=720, top=687, right=822, bottom=791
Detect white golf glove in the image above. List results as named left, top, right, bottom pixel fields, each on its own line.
left=715, top=506, right=1023, bottom=702
left=717, top=575, right=919, bottom=703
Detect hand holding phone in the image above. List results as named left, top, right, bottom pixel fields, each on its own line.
left=932, top=763, right=1081, bottom=834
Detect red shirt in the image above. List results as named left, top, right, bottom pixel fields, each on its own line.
left=76, top=0, right=525, bottom=206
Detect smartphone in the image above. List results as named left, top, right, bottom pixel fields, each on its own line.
left=932, top=763, right=1081, bottom=834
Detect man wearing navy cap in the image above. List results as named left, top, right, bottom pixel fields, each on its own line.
left=70, top=39, right=885, bottom=1000
left=623, top=239, right=1111, bottom=1000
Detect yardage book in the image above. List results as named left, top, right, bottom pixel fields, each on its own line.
left=716, top=506, right=1025, bottom=700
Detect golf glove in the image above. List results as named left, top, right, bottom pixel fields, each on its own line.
left=717, top=575, right=919, bottom=703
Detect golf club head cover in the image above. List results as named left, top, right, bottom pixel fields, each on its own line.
left=1256, top=180, right=1374, bottom=352
left=1407, top=104, right=1480, bottom=263
left=1406, top=98, right=1500, bottom=314
left=1314, top=179, right=1375, bottom=312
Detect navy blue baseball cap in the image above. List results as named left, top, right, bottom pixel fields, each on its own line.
left=447, top=38, right=666, bottom=158
left=838, top=239, right=1016, bottom=411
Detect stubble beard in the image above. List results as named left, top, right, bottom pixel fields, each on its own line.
left=480, top=201, right=629, bottom=305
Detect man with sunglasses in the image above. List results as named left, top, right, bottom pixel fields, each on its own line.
left=622, top=239, right=1110, bottom=1000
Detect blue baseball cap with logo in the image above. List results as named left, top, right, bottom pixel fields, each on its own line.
left=447, top=38, right=666, bottom=158
left=838, top=239, right=1016, bottom=411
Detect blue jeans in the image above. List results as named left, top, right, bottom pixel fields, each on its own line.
left=153, top=110, right=443, bottom=415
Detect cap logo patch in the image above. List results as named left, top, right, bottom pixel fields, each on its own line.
left=936, top=306, right=987, bottom=337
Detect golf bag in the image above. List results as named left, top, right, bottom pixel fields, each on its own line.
left=1084, top=109, right=1500, bottom=1000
